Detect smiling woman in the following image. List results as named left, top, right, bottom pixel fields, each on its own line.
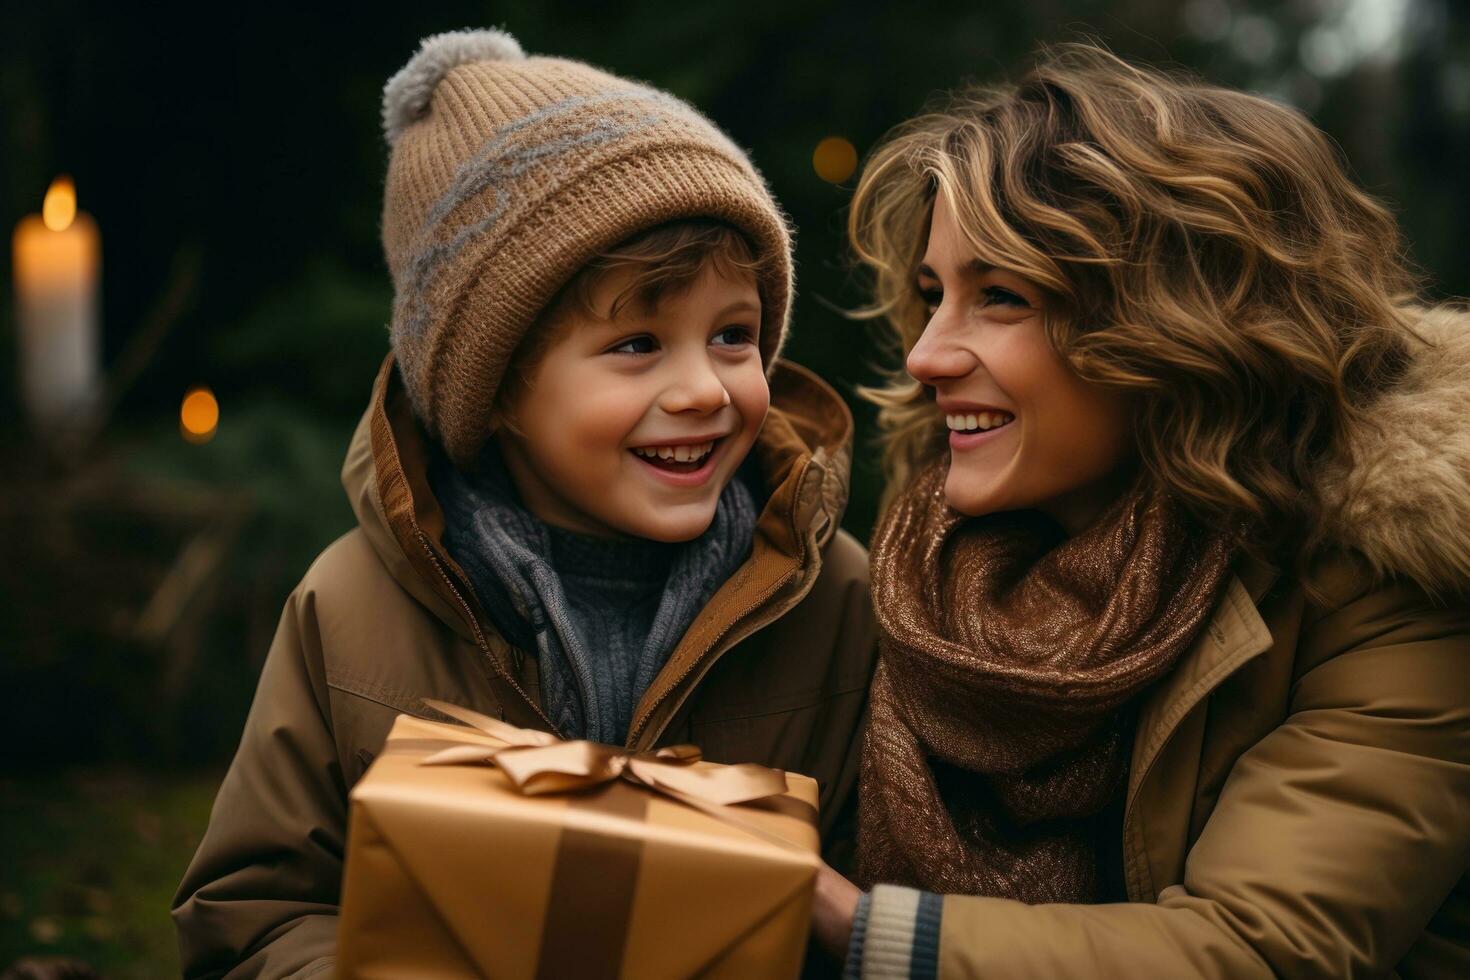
left=817, top=41, right=1470, bottom=980
left=906, top=194, right=1132, bottom=531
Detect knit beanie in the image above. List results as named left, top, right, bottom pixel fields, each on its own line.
left=380, top=28, right=795, bottom=468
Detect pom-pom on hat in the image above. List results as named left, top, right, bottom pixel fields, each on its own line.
left=380, top=28, right=795, bottom=469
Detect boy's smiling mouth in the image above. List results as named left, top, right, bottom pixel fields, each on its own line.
left=629, top=436, right=724, bottom=480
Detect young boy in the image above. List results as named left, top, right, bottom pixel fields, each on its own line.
left=172, top=29, right=875, bottom=978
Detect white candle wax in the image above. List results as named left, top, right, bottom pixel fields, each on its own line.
left=12, top=186, right=102, bottom=431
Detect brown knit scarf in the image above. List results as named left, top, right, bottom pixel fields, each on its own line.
left=857, top=461, right=1236, bottom=902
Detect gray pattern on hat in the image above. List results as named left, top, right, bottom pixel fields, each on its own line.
left=390, top=97, right=672, bottom=387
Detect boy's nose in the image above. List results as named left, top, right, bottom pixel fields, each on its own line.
left=662, top=355, right=732, bottom=414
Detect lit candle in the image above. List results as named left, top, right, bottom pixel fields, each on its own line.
left=11, top=175, right=101, bottom=431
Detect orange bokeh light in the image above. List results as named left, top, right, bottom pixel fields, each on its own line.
left=181, top=387, right=219, bottom=443
left=812, top=137, right=858, bottom=184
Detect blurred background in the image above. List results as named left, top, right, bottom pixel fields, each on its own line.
left=1, top=0, right=1466, bottom=975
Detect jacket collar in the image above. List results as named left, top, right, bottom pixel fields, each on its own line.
left=340, top=352, right=854, bottom=740
left=1126, top=304, right=1470, bottom=807
left=1314, top=305, right=1470, bottom=598
left=1126, top=551, right=1277, bottom=815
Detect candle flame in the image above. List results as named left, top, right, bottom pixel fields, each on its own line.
left=181, top=387, right=220, bottom=443
left=43, top=176, right=77, bottom=232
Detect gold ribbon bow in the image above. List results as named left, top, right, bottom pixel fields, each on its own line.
left=418, top=699, right=810, bottom=846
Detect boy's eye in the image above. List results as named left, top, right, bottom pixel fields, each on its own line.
left=712, top=325, right=755, bottom=347
left=981, top=286, right=1029, bottom=308
left=608, top=335, right=657, bottom=355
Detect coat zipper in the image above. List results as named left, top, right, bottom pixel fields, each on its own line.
left=413, top=527, right=553, bottom=732
left=627, top=459, right=824, bottom=750
left=628, top=566, right=805, bottom=750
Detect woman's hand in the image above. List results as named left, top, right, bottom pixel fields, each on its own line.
left=811, top=862, right=863, bottom=962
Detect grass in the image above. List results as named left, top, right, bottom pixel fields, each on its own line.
left=0, top=769, right=222, bottom=979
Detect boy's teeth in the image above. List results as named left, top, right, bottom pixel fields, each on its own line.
left=634, top=441, right=715, bottom=462
left=945, top=411, right=1013, bottom=432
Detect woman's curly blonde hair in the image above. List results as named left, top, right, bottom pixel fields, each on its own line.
left=852, top=42, right=1423, bottom=564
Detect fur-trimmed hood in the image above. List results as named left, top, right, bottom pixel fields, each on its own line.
left=1317, top=305, right=1470, bottom=597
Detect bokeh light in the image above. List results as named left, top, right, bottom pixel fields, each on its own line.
left=180, top=387, right=219, bottom=443
left=812, top=137, right=858, bottom=184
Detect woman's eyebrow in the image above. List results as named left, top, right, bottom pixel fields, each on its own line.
left=918, top=260, right=996, bottom=280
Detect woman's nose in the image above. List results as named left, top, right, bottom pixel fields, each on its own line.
left=906, top=316, right=974, bottom=385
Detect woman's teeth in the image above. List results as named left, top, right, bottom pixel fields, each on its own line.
left=946, top=411, right=1014, bottom=433
left=632, top=440, right=716, bottom=464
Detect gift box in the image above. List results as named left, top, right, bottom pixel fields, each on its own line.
left=337, top=702, right=821, bottom=979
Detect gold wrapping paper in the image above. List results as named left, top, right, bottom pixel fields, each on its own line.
left=337, top=713, right=820, bottom=979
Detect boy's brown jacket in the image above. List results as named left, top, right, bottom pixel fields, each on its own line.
left=171, top=355, right=877, bottom=980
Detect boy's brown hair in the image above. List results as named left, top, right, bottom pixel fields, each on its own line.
left=495, top=219, right=762, bottom=421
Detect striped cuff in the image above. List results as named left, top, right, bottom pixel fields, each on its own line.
left=844, top=884, right=943, bottom=980
left=843, top=892, right=873, bottom=980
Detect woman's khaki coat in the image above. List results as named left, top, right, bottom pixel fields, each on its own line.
left=919, top=310, right=1470, bottom=978
left=171, top=357, right=877, bottom=979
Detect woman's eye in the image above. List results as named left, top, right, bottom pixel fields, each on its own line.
left=609, top=335, right=657, bottom=355
left=712, top=325, right=755, bottom=347
left=981, top=286, right=1029, bottom=308
left=919, top=288, right=943, bottom=313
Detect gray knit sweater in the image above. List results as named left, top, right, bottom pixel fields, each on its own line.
left=430, top=444, right=758, bottom=745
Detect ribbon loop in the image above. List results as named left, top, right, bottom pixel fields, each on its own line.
left=415, top=698, right=805, bottom=846
left=423, top=698, right=558, bottom=748
left=626, top=757, right=788, bottom=807
left=494, top=742, right=628, bottom=795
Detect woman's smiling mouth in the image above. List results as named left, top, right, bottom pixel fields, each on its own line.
left=945, top=410, right=1015, bottom=449
left=946, top=411, right=1014, bottom=434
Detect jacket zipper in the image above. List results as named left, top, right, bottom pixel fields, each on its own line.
left=1120, top=578, right=1275, bottom=901
left=626, top=567, right=805, bottom=752
left=414, top=528, right=553, bottom=732
left=627, top=459, right=823, bottom=749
